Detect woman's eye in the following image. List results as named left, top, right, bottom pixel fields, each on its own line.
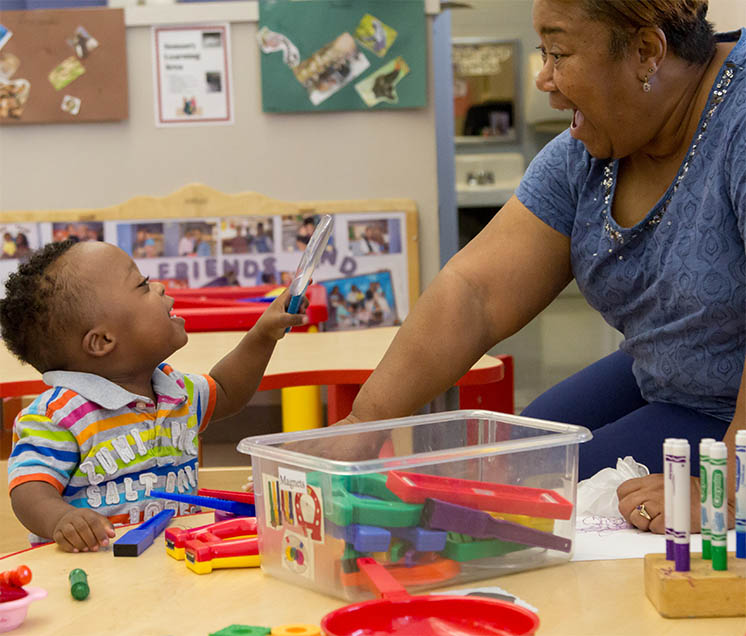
left=139, top=276, right=150, bottom=288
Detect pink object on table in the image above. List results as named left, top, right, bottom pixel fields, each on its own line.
left=0, top=587, right=47, bottom=633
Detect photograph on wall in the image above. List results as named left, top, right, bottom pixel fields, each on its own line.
left=1, top=223, right=38, bottom=261
left=319, top=270, right=398, bottom=331
left=348, top=218, right=401, bottom=256
left=168, top=221, right=217, bottom=258
left=52, top=221, right=104, bottom=243
left=281, top=214, right=336, bottom=253
left=221, top=216, right=275, bottom=254
left=354, top=56, right=409, bottom=107
left=48, top=56, right=86, bottom=91
left=67, top=25, right=99, bottom=60
left=114, top=222, right=165, bottom=259
left=0, top=24, right=12, bottom=52
left=152, top=24, right=233, bottom=127
left=0, top=51, right=20, bottom=80
left=258, top=0, right=426, bottom=112
left=0, top=8, right=127, bottom=125
left=291, top=32, right=370, bottom=106
left=354, top=13, right=397, bottom=57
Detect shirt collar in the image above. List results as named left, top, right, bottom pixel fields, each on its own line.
left=41, top=367, right=187, bottom=410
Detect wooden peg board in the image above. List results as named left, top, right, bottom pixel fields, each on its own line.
left=644, top=552, right=746, bottom=618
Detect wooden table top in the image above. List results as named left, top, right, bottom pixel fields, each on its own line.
left=1, top=465, right=741, bottom=635
left=1, top=326, right=503, bottom=395
left=1, top=511, right=740, bottom=636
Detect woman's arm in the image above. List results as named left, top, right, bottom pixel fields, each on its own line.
left=348, top=195, right=573, bottom=423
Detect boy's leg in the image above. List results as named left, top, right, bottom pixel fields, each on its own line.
left=521, top=349, right=647, bottom=430
left=577, top=403, right=729, bottom=480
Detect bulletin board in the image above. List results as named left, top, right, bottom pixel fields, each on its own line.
left=0, top=184, right=420, bottom=328
left=258, top=0, right=426, bottom=112
left=0, top=7, right=127, bottom=124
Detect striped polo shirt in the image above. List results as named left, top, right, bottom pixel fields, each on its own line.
left=8, top=363, right=217, bottom=540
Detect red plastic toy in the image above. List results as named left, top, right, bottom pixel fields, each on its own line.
left=323, top=558, right=540, bottom=636
left=165, top=517, right=258, bottom=561
left=184, top=534, right=260, bottom=574
left=386, top=471, right=573, bottom=520
left=167, top=284, right=328, bottom=332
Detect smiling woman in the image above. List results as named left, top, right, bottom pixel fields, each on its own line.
left=322, top=0, right=746, bottom=536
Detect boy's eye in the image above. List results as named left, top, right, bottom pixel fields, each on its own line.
left=139, top=276, right=150, bottom=289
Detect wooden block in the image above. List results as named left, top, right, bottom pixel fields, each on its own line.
left=644, top=552, right=746, bottom=617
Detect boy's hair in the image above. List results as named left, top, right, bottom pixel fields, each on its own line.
left=0, top=239, right=88, bottom=372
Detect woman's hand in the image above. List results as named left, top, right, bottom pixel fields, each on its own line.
left=617, top=473, right=735, bottom=533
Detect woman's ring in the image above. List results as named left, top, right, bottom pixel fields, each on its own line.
left=636, top=503, right=652, bottom=521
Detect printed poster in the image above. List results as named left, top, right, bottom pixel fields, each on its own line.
left=152, top=24, right=233, bottom=126
left=0, top=212, right=412, bottom=324
left=258, top=0, right=426, bottom=112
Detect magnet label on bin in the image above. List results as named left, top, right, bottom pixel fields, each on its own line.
left=263, top=475, right=325, bottom=543
left=279, top=467, right=308, bottom=493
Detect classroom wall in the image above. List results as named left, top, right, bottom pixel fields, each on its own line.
left=708, top=0, right=746, bottom=30
left=0, top=17, right=443, bottom=286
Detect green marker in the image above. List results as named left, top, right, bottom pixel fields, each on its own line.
left=69, top=568, right=89, bottom=600
left=699, top=438, right=715, bottom=560
left=709, top=442, right=728, bottom=571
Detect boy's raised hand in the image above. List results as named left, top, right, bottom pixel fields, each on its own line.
left=52, top=508, right=116, bottom=553
left=253, top=288, right=309, bottom=341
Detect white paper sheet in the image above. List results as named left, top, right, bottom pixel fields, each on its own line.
left=573, top=515, right=737, bottom=561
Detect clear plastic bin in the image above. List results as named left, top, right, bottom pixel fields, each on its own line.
left=237, top=409, right=591, bottom=601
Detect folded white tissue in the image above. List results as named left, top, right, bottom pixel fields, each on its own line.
left=576, top=456, right=649, bottom=520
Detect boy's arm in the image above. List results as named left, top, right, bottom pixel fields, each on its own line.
left=10, top=481, right=115, bottom=551
left=209, top=289, right=308, bottom=421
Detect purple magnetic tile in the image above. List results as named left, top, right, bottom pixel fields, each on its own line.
left=423, top=498, right=571, bottom=553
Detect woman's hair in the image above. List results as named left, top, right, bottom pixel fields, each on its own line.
left=579, top=0, right=716, bottom=65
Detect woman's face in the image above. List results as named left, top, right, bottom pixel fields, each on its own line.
left=532, top=0, right=641, bottom=158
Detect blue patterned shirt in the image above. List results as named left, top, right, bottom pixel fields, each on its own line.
left=516, top=29, right=746, bottom=421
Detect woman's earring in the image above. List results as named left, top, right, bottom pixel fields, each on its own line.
left=643, top=67, right=654, bottom=92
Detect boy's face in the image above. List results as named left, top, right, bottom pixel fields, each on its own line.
left=71, top=242, right=188, bottom=367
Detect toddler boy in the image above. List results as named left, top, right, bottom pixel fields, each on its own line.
left=1, top=239, right=307, bottom=552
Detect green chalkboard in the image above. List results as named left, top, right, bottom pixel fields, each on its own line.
left=258, top=0, right=426, bottom=112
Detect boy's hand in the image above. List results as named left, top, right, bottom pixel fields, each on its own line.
left=253, top=288, right=309, bottom=341
left=53, top=508, right=116, bottom=553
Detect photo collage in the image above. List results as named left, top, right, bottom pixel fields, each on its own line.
left=0, top=212, right=410, bottom=332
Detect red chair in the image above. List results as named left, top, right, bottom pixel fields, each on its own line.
left=167, top=285, right=328, bottom=333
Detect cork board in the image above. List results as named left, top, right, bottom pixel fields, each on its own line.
left=0, top=7, right=127, bottom=124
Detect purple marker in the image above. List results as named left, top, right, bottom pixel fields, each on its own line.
left=670, top=439, right=691, bottom=572
left=663, top=438, right=678, bottom=561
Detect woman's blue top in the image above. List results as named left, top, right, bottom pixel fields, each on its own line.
left=516, top=29, right=746, bottom=421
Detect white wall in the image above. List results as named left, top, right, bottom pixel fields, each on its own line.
left=0, top=18, right=443, bottom=286
left=709, top=0, right=746, bottom=30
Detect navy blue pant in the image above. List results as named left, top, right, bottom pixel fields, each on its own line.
left=520, top=350, right=730, bottom=480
